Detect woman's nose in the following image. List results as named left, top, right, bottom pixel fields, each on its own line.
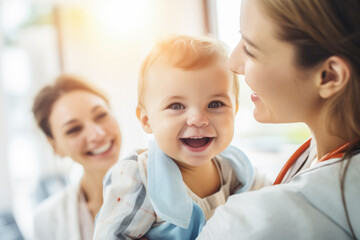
left=85, top=123, right=106, bottom=142
left=228, top=42, right=245, bottom=75
left=186, top=110, right=209, bottom=127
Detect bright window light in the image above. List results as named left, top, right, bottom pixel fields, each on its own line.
left=1, top=0, right=30, bottom=33
left=94, top=0, right=152, bottom=39
left=216, top=0, right=241, bottom=50
left=1, top=47, right=32, bottom=96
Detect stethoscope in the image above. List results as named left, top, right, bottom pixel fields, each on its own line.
left=273, top=138, right=353, bottom=185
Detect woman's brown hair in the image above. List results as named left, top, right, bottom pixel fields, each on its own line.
left=259, top=0, right=360, bottom=141
left=259, top=0, right=360, bottom=238
left=32, top=74, right=109, bottom=138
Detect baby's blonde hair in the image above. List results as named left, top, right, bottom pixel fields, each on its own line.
left=137, top=35, right=239, bottom=108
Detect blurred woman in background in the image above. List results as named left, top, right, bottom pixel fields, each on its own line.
left=32, top=74, right=121, bottom=240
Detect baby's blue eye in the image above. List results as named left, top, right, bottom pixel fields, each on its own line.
left=208, top=101, right=224, bottom=108
left=169, top=103, right=185, bottom=110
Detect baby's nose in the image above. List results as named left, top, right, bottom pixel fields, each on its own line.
left=186, top=111, right=209, bottom=127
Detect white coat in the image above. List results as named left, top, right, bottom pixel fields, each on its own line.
left=33, top=183, right=83, bottom=240
left=197, top=150, right=360, bottom=239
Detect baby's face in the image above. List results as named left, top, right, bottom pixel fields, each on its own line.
left=139, top=60, right=237, bottom=167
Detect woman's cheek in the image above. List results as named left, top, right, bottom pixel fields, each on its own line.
left=244, top=63, right=259, bottom=90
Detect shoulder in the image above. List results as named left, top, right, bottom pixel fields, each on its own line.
left=199, top=184, right=345, bottom=239
left=198, top=155, right=360, bottom=239
left=293, top=154, right=360, bottom=228
left=104, top=149, right=148, bottom=189
left=197, top=186, right=302, bottom=239
left=295, top=152, right=360, bottom=188
left=34, top=185, right=78, bottom=217
left=33, top=185, right=80, bottom=239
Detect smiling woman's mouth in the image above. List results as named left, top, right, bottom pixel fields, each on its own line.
left=180, top=137, right=213, bottom=148
left=87, top=141, right=113, bottom=156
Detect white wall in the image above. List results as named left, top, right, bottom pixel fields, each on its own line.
left=0, top=23, right=12, bottom=213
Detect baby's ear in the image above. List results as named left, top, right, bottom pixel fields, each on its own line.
left=136, top=105, right=153, bottom=134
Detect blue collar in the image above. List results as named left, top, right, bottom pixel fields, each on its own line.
left=147, top=138, right=254, bottom=229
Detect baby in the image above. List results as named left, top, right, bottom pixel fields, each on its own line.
left=94, top=35, right=255, bottom=240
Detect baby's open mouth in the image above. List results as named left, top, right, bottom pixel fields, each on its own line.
left=180, top=137, right=213, bottom=148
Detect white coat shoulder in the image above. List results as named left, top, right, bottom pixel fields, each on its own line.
left=33, top=184, right=81, bottom=240
left=197, top=154, right=360, bottom=240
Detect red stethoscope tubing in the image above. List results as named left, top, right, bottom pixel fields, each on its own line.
left=273, top=138, right=351, bottom=185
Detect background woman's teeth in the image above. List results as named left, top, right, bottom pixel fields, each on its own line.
left=91, top=142, right=111, bottom=155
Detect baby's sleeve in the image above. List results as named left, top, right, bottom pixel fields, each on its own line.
left=93, top=156, right=155, bottom=240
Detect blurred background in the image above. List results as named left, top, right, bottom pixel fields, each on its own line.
left=0, top=0, right=310, bottom=239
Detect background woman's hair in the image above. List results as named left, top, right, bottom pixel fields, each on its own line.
left=259, top=0, right=360, bottom=238
left=32, top=74, right=109, bottom=138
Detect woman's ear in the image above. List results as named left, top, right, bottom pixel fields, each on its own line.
left=317, top=56, right=350, bottom=99
left=136, top=105, right=153, bottom=134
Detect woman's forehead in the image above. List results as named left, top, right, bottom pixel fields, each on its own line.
left=50, top=91, right=108, bottom=126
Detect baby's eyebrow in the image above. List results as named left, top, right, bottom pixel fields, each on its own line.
left=159, top=95, right=185, bottom=108
left=211, top=93, right=231, bottom=99
left=161, top=95, right=185, bottom=103
left=91, top=105, right=105, bottom=113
